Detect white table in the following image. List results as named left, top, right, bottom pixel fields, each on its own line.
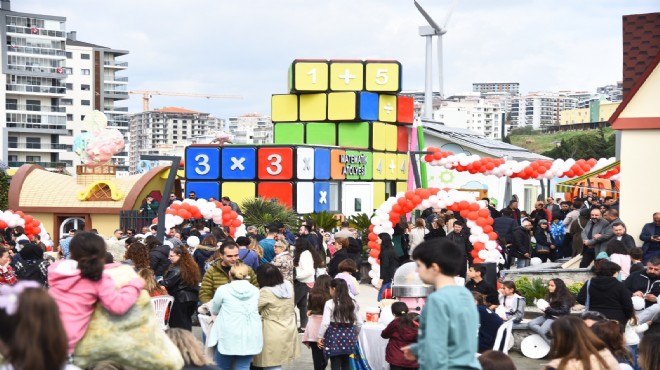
left=358, top=323, right=390, bottom=370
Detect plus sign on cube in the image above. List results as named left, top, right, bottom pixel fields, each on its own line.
left=365, top=61, right=401, bottom=93
left=378, top=94, right=397, bottom=123
left=329, top=60, right=364, bottom=91
left=221, top=147, right=256, bottom=180
left=289, top=59, right=329, bottom=92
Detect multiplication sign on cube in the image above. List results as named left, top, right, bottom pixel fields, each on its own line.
left=221, top=147, right=256, bottom=180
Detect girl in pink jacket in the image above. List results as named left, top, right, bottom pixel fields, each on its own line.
left=48, top=232, right=144, bottom=354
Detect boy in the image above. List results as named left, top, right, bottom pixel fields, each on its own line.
left=630, top=247, right=645, bottom=274
left=465, top=264, right=499, bottom=310
left=403, top=239, right=481, bottom=369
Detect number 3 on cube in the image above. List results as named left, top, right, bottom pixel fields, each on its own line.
left=185, top=147, right=220, bottom=180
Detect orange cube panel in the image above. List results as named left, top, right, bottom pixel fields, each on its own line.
left=330, top=149, right=346, bottom=180
left=397, top=126, right=409, bottom=152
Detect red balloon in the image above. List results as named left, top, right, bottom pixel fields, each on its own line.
left=34, top=227, right=41, bottom=235
left=473, top=258, right=484, bottom=264
left=420, top=189, right=431, bottom=199
left=405, top=191, right=415, bottom=200
left=181, top=203, right=191, bottom=211
left=24, top=215, right=34, bottom=224
left=460, top=209, right=470, bottom=218
left=392, top=204, right=402, bottom=213
left=473, top=242, right=485, bottom=250
left=471, top=250, right=479, bottom=259
left=370, top=249, right=380, bottom=259
left=368, top=233, right=378, bottom=241
left=488, top=232, right=498, bottom=240
left=406, top=200, right=415, bottom=210
left=429, top=188, right=440, bottom=195
left=15, top=211, right=24, bottom=217
left=478, top=209, right=490, bottom=218
left=230, top=211, right=238, bottom=219
left=229, top=226, right=236, bottom=236
left=412, top=195, right=422, bottom=204
left=459, top=201, right=470, bottom=210
left=467, top=211, right=479, bottom=220
left=177, top=209, right=188, bottom=218
left=222, top=213, right=231, bottom=221
left=485, top=218, right=494, bottom=226
left=166, top=209, right=177, bottom=215
left=170, top=203, right=181, bottom=210
left=469, top=203, right=480, bottom=212
left=483, top=225, right=493, bottom=233
left=231, top=219, right=241, bottom=227
left=391, top=212, right=401, bottom=220
left=397, top=197, right=407, bottom=206
left=476, top=218, right=488, bottom=227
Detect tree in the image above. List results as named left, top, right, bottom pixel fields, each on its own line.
left=542, top=132, right=615, bottom=159
left=0, top=171, right=8, bottom=210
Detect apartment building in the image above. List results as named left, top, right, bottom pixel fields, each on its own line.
left=510, top=92, right=578, bottom=129
left=434, top=93, right=504, bottom=139
left=224, top=113, right=273, bottom=144
left=472, top=82, right=520, bottom=95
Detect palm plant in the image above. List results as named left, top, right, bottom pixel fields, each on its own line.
left=241, top=197, right=299, bottom=235
left=514, top=276, right=549, bottom=305
left=304, top=211, right=339, bottom=233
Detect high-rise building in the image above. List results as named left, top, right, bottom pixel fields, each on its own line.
left=62, top=31, right=130, bottom=175
left=434, top=93, right=504, bottom=139
left=1, top=1, right=69, bottom=171
left=129, top=107, right=221, bottom=173
left=472, top=82, right=520, bottom=95
left=596, top=82, right=623, bottom=102
left=510, top=92, right=578, bottom=129
left=225, top=113, right=273, bottom=144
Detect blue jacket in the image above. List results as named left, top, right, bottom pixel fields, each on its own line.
left=209, top=280, right=262, bottom=356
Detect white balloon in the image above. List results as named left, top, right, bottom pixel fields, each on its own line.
left=530, top=257, right=543, bottom=266
left=367, top=257, right=377, bottom=265
left=421, top=200, right=431, bottom=209
left=173, top=215, right=184, bottom=225
left=382, top=221, right=393, bottom=229
left=371, top=216, right=381, bottom=225
left=485, top=240, right=498, bottom=250
left=478, top=249, right=489, bottom=259
left=469, top=235, right=478, bottom=244
left=373, top=226, right=384, bottom=235
left=478, top=234, right=489, bottom=243
left=466, top=220, right=476, bottom=229
left=368, top=270, right=377, bottom=279
left=371, top=277, right=380, bottom=287
left=186, top=236, right=200, bottom=248
left=470, top=226, right=484, bottom=235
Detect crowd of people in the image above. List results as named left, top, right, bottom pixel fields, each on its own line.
left=1, top=190, right=659, bottom=370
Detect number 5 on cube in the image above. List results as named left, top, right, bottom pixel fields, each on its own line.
left=365, top=61, right=401, bottom=92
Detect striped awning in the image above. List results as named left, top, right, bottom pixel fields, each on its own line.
left=555, top=160, right=620, bottom=193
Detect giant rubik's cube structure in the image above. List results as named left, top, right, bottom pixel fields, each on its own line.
left=184, top=59, right=415, bottom=214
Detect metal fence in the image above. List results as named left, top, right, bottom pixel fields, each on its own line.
left=119, top=210, right=157, bottom=233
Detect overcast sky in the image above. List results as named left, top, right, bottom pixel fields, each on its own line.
left=18, top=0, right=659, bottom=118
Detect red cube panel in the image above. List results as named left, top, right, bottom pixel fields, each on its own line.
left=397, top=96, right=414, bottom=124
left=397, top=125, right=409, bottom=152
left=257, top=147, right=294, bottom=180
left=258, top=182, right=293, bottom=208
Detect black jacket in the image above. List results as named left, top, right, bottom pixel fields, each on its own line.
left=476, top=305, right=503, bottom=353
left=533, top=227, right=555, bottom=252
left=577, top=276, right=633, bottom=327
left=543, top=296, right=573, bottom=319
left=149, top=244, right=171, bottom=277
left=424, top=227, right=446, bottom=240
left=327, top=249, right=350, bottom=278
left=161, top=265, right=199, bottom=303
left=511, top=228, right=531, bottom=258
left=624, top=270, right=660, bottom=308
left=492, top=217, right=519, bottom=244
left=466, top=279, right=499, bottom=306
left=446, top=231, right=472, bottom=261
left=379, top=247, right=399, bottom=283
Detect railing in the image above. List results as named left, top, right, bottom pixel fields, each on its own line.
left=8, top=142, right=71, bottom=150
left=6, top=123, right=67, bottom=131
left=103, top=61, right=128, bottom=67
left=5, top=104, right=66, bottom=113
left=7, top=64, right=65, bottom=75
left=103, top=106, right=129, bottom=112
left=106, top=76, right=128, bottom=83
left=6, top=45, right=66, bottom=57
left=6, top=84, right=66, bottom=94
left=8, top=161, right=67, bottom=168
left=104, top=90, right=129, bottom=96
left=5, top=25, right=66, bottom=38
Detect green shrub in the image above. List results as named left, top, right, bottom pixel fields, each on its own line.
left=514, top=276, right=548, bottom=305
left=303, top=211, right=340, bottom=233
left=568, top=282, right=584, bottom=296
left=241, top=197, right=299, bottom=235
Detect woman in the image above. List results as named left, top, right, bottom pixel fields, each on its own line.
left=424, top=217, right=446, bottom=241
left=123, top=242, right=150, bottom=271
left=293, top=239, right=323, bottom=332
left=137, top=268, right=168, bottom=297
left=144, top=235, right=170, bottom=277
left=247, top=236, right=264, bottom=262
left=0, top=249, right=17, bottom=286
left=167, top=328, right=220, bottom=370
left=544, top=316, right=619, bottom=370
left=208, top=262, right=262, bottom=370
left=408, top=218, right=428, bottom=255
left=577, top=260, right=633, bottom=329
left=13, top=242, right=50, bottom=287
left=327, top=236, right=350, bottom=277
left=376, top=233, right=400, bottom=302
left=160, top=246, right=201, bottom=330
left=607, top=240, right=632, bottom=279
left=638, top=333, right=660, bottom=370
left=533, top=219, right=556, bottom=262
left=271, top=239, right=294, bottom=284
left=528, top=278, right=575, bottom=342
left=193, top=235, right=218, bottom=278
left=590, top=320, right=634, bottom=369
left=252, top=264, right=300, bottom=369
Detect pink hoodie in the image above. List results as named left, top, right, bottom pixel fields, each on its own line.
left=48, top=260, right=144, bottom=353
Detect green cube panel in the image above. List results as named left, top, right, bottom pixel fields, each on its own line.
left=274, top=123, right=304, bottom=145
left=306, top=122, right=337, bottom=146
left=359, top=151, right=373, bottom=181
left=338, top=122, right=369, bottom=149
left=344, top=150, right=372, bottom=180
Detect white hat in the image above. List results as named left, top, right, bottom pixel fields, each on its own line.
left=632, top=296, right=645, bottom=311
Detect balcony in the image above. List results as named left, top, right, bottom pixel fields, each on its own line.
left=6, top=45, right=66, bottom=58
left=5, top=25, right=66, bottom=38
left=9, top=161, right=68, bottom=168
left=7, top=64, right=66, bottom=76
left=8, top=142, right=71, bottom=150
left=103, top=60, right=128, bottom=68
left=7, top=84, right=66, bottom=95
left=103, top=106, right=129, bottom=112
left=5, top=103, right=65, bottom=113
left=104, top=76, right=128, bottom=83
left=6, top=122, right=67, bottom=132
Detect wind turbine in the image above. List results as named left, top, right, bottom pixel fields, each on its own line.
left=414, top=0, right=456, bottom=119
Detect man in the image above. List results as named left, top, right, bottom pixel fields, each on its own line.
left=108, top=229, right=124, bottom=242
left=246, top=225, right=265, bottom=242
left=273, top=221, right=295, bottom=245
left=580, top=209, right=611, bottom=268
left=188, top=191, right=197, bottom=200
left=258, top=224, right=278, bottom=263
left=605, top=222, right=636, bottom=251
left=545, top=197, right=560, bottom=220
left=59, top=229, right=76, bottom=259
left=506, top=200, right=522, bottom=224
left=555, top=201, right=571, bottom=221
left=446, top=221, right=472, bottom=278
left=511, top=220, right=533, bottom=268
left=492, top=209, right=519, bottom=245
left=604, top=196, right=619, bottom=211
left=199, top=241, right=258, bottom=303
left=139, top=195, right=159, bottom=218
left=640, top=212, right=660, bottom=263
left=300, top=222, right=325, bottom=258
left=465, top=264, right=499, bottom=309
left=167, top=193, right=180, bottom=206
left=106, top=229, right=126, bottom=262
left=481, top=198, right=501, bottom=219
left=624, top=256, right=660, bottom=323
left=221, top=196, right=241, bottom=214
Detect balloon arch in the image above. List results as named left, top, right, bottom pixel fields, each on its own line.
left=154, top=199, right=245, bottom=238
left=0, top=210, right=51, bottom=244
left=366, top=187, right=504, bottom=286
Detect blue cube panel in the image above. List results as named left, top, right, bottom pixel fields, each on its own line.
left=314, top=182, right=330, bottom=212
left=221, top=147, right=256, bottom=180
left=185, top=147, right=220, bottom=180
left=185, top=182, right=220, bottom=201
left=358, top=92, right=379, bottom=121
left=314, top=148, right=331, bottom=180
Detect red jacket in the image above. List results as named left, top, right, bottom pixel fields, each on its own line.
left=0, top=265, right=17, bottom=286
left=381, top=318, right=419, bottom=368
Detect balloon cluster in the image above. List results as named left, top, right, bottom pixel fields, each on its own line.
left=0, top=210, right=50, bottom=243
left=73, top=110, right=125, bottom=166
left=366, top=188, right=504, bottom=287
left=423, top=148, right=620, bottom=181
left=152, top=198, right=245, bottom=238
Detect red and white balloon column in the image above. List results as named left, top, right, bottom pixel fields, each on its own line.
left=153, top=198, right=245, bottom=238
left=0, top=210, right=51, bottom=244
left=366, top=188, right=504, bottom=286
left=423, top=148, right=620, bottom=181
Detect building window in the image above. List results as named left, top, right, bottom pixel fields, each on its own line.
left=6, top=99, right=17, bottom=110
left=66, top=83, right=73, bottom=90
left=8, top=155, right=17, bottom=162
left=81, top=69, right=90, bottom=75
left=81, top=84, right=90, bottom=91
left=64, top=67, right=72, bottom=75
left=81, top=115, right=85, bottom=121
left=26, top=100, right=40, bottom=111
left=26, top=155, right=41, bottom=162
left=81, top=100, right=91, bottom=106
left=26, top=137, right=40, bottom=149
left=66, top=114, right=73, bottom=121
left=81, top=53, right=90, bottom=60
left=8, top=136, right=17, bottom=148
left=61, top=99, right=73, bottom=106
left=65, top=52, right=72, bottom=59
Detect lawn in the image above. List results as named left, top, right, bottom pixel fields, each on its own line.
left=509, top=127, right=614, bottom=154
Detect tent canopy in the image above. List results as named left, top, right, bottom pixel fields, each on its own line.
left=555, top=160, right=620, bottom=193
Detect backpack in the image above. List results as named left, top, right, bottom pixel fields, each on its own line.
left=15, top=260, right=48, bottom=286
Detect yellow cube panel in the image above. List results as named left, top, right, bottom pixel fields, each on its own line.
left=384, top=123, right=398, bottom=151
left=385, top=153, right=398, bottom=180
left=221, top=182, right=256, bottom=207
left=373, top=182, right=386, bottom=210
left=372, top=152, right=386, bottom=180
left=397, top=153, right=409, bottom=181
left=372, top=122, right=387, bottom=151
left=328, top=92, right=357, bottom=121
left=330, top=62, right=364, bottom=91
left=396, top=181, right=408, bottom=194
left=378, top=94, right=397, bottom=123
left=293, top=61, right=329, bottom=91
left=299, top=93, right=327, bottom=121
left=271, top=94, right=298, bottom=122
left=365, top=62, right=401, bottom=92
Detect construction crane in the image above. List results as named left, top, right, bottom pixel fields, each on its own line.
left=128, top=90, right=243, bottom=111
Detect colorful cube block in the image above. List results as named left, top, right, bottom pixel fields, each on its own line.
left=385, top=153, right=398, bottom=180
left=185, top=147, right=220, bottom=180
left=257, top=147, right=294, bottom=180
left=397, top=96, right=415, bottom=124
left=378, top=94, right=397, bottom=123
left=329, top=60, right=365, bottom=91
left=306, top=123, right=337, bottom=145
left=338, top=122, right=369, bottom=149
left=296, top=147, right=315, bottom=180
left=364, top=61, right=401, bottom=92
left=373, top=182, right=386, bottom=210
left=314, top=148, right=331, bottom=180
left=296, top=182, right=315, bottom=214
left=221, top=182, right=256, bottom=207
left=343, top=150, right=370, bottom=180
left=289, top=59, right=329, bottom=92
left=372, top=152, right=386, bottom=180
left=221, top=147, right=256, bottom=180
left=258, top=182, right=293, bottom=208
left=327, top=92, right=357, bottom=121
left=396, top=153, right=409, bottom=181
left=186, top=181, right=219, bottom=201
left=271, top=94, right=298, bottom=122
left=314, top=182, right=331, bottom=212
left=274, top=123, right=304, bottom=145
left=397, top=126, right=409, bottom=152
left=371, top=122, right=387, bottom=151
left=358, top=92, right=379, bottom=121
left=384, top=123, right=397, bottom=151
left=299, top=93, right=327, bottom=121
left=396, top=181, right=408, bottom=194
left=330, top=149, right=346, bottom=180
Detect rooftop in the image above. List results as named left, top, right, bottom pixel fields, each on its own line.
left=152, top=107, right=205, bottom=114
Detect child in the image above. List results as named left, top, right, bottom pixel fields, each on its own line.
left=473, top=291, right=503, bottom=353
left=381, top=302, right=419, bottom=370
left=48, top=232, right=144, bottom=354
left=303, top=275, right=332, bottom=370
left=402, top=239, right=481, bottom=370
left=335, top=259, right=360, bottom=298
left=497, top=280, right=526, bottom=324
left=137, top=268, right=168, bottom=297
left=629, top=247, right=644, bottom=275
left=317, top=279, right=363, bottom=370
left=624, top=311, right=651, bottom=370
